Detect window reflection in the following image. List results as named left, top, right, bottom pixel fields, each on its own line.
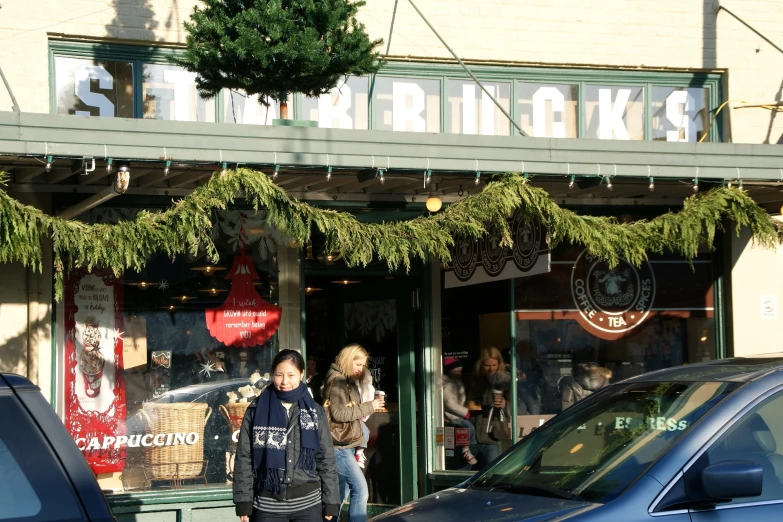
left=651, top=86, right=708, bottom=142
left=516, top=82, right=578, bottom=138
left=54, top=56, right=133, bottom=118
left=584, top=85, right=644, bottom=140
left=142, top=64, right=216, bottom=122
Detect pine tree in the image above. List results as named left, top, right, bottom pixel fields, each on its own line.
left=172, top=0, right=384, bottom=116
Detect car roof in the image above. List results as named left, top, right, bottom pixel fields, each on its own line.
left=625, top=353, right=783, bottom=383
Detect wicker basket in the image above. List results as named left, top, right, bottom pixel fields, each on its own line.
left=219, top=402, right=251, bottom=452
left=139, top=402, right=212, bottom=480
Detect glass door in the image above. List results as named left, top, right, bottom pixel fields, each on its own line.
left=304, top=274, right=418, bottom=505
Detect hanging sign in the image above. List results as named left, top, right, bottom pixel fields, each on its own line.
left=570, top=250, right=656, bottom=340
left=444, top=209, right=550, bottom=288
left=63, top=269, right=126, bottom=473
left=205, top=254, right=282, bottom=347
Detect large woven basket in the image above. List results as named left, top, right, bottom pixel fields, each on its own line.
left=140, top=402, right=212, bottom=480
left=219, top=402, right=251, bottom=451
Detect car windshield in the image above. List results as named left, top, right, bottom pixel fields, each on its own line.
left=470, top=380, right=741, bottom=503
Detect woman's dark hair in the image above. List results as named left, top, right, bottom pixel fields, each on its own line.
left=271, top=349, right=305, bottom=373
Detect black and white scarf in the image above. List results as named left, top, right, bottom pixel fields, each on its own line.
left=252, top=382, right=320, bottom=494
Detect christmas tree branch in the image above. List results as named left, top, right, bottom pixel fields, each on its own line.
left=0, top=169, right=779, bottom=302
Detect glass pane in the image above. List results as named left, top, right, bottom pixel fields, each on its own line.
left=513, top=247, right=715, bottom=422
left=585, top=85, right=645, bottom=140
left=54, top=56, right=133, bottom=117
left=222, top=92, right=294, bottom=125
left=516, top=82, right=578, bottom=138
left=374, top=77, right=441, bottom=132
left=651, top=87, right=709, bottom=142
left=471, top=380, right=738, bottom=503
left=706, top=391, right=783, bottom=504
left=142, top=64, right=216, bottom=122
left=0, top=440, right=41, bottom=519
left=63, top=208, right=299, bottom=493
left=299, top=77, right=369, bottom=129
left=447, top=80, right=511, bottom=135
left=439, top=281, right=512, bottom=471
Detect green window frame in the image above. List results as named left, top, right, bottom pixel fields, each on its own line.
left=50, top=41, right=723, bottom=141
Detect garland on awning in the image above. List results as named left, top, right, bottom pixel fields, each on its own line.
left=0, top=168, right=780, bottom=301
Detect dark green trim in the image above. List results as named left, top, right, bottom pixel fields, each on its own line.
left=107, top=489, right=232, bottom=509
left=509, top=278, right=517, bottom=443
left=396, top=279, right=418, bottom=503
left=715, top=227, right=730, bottom=358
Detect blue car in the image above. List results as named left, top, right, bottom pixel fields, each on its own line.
left=375, top=354, right=783, bottom=522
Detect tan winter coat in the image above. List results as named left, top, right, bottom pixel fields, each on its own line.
left=323, top=364, right=375, bottom=449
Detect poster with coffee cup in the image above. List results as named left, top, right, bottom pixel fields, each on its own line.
left=64, top=269, right=126, bottom=474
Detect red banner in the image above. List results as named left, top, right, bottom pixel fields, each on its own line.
left=205, top=254, right=282, bottom=347
left=64, top=269, right=126, bottom=473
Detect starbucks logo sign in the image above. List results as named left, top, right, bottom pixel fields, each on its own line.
left=571, top=250, right=655, bottom=340
left=452, top=235, right=479, bottom=282
left=511, top=210, right=541, bottom=272
left=480, top=223, right=508, bottom=277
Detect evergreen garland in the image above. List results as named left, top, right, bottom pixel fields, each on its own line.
left=0, top=169, right=780, bottom=302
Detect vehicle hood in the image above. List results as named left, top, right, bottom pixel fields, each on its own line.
left=371, top=487, right=598, bottom=522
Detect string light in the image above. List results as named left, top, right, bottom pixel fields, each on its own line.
left=425, top=169, right=432, bottom=186
left=378, top=168, right=385, bottom=185
left=648, top=176, right=655, bottom=192
left=163, top=160, right=171, bottom=177
left=273, top=164, right=280, bottom=180
left=692, top=178, right=699, bottom=193
left=605, top=176, right=613, bottom=191
left=474, top=171, right=481, bottom=186
left=568, top=174, right=575, bottom=190
left=106, top=158, right=113, bottom=175
left=221, top=161, right=228, bottom=176
left=44, top=155, right=53, bottom=172
left=738, top=178, right=744, bottom=191
left=326, top=166, right=332, bottom=182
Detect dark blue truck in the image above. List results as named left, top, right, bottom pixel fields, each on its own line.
left=0, top=373, right=114, bottom=522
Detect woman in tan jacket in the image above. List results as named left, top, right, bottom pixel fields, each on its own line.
left=323, top=344, right=385, bottom=522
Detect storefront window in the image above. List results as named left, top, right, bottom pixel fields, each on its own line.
left=374, top=77, right=441, bottom=132
left=516, top=82, right=578, bottom=138
left=585, top=85, right=645, bottom=140
left=222, top=91, right=282, bottom=125
left=447, top=80, right=511, bottom=135
left=651, top=86, right=708, bottom=142
left=435, top=227, right=716, bottom=472
left=142, top=64, right=216, bottom=122
left=54, top=56, right=134, bottom=118
left=299, top=77, right=369, bottom=129
left=59, top=208, right=300, bottom=493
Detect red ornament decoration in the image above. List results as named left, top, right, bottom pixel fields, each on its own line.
left=205, top=254, right=282, bottom=347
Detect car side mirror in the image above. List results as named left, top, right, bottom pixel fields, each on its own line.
left=702, top=461, right=763, bottom=500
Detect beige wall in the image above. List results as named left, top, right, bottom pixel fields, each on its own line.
left=0, top=193, right=52, bottom=398
left=1, top=0, right=783, bottom=142
left=729, top=217, right=783, bottom=356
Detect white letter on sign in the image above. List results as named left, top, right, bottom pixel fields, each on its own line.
left=163, top=70, right=198, bottom=121
left=74, top=66, right=115, bottom=117
left=462, top=84, right=496, bottom=135
left=599, top=88, right=631, bottom=140
left=532, top=87, right=565, bottom=138
left=393, top=82, right=426, bottom=132
left=318, top=81, right=353, bottom=129
left=665, top=90, right=696, bottom=142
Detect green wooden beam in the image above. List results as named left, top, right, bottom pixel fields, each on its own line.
left=3, top=112, right=783, bottom=181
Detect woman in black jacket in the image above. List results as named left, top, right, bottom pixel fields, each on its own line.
left=234, top=349, right=339, bottom=522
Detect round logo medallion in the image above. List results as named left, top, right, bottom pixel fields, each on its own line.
left=480, top=223, right=508, bottom=277
left=452, top=236, right=479, bottom=282
left=511, top=210, right=541, bottom=272
left=570, top=250, right=655, bottom=340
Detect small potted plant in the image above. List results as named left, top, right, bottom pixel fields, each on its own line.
left=172, top=0, right=384, bottom=126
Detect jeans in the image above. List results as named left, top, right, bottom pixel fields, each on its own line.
left=250, top=504, right=322, bottom=522
left=475, top=442, right=501, bottom=469
left=334, top=447, right=369, bottom=522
